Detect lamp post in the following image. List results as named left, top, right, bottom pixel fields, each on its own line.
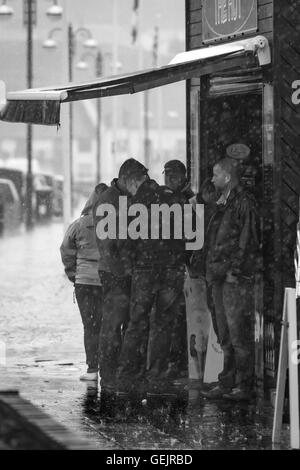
left=0, top=0, right=63, bottom=229
left=0, top=0, right=13, bottom=16
left=95, top=51, right=102, bottom=184
left=26, top=0, right=33, bottom=229
left=43, top=25, right=98, bottom=215
left=76, top=50, right=103, bottom=185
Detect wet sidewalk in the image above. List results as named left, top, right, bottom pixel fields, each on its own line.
left=0, top=222, right=290, bottom=450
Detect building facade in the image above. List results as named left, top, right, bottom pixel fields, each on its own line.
left=185, top=0, right=300, bottom=391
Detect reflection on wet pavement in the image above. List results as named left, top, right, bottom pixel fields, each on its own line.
left=77, top=383, right=288, bottom=450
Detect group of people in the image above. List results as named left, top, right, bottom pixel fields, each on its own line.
left=60, top=154, right=261, bottom=402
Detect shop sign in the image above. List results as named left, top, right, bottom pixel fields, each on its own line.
left=202, top=0, right=257, bottom=43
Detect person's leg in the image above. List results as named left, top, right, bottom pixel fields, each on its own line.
left=98, top=274, right=130, bottom=387
left=211, top=280, right=235, bottom=389
left=168, top=290, right=188, bottom=379
left=75, top=284, right=103, bottom=373
left=147, top=266, right=186, bottom=383
left=117, top=268, right=156, bottom=390
left=223, top=279, right=255, bottom=393
left=206, top=282, right=220, bottom=344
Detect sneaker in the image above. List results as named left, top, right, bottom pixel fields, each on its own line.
left=222, top=387, right=252, bottom=402
left=80, top=372, right=98, bottom=382
left=200, top=384, right=232, bottom=399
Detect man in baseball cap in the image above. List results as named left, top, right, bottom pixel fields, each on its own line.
left=163, top=159, right=187, bottom=175
left=151, top=159, right=194, bottom=384
left=163, top=159, right=194, bottom=200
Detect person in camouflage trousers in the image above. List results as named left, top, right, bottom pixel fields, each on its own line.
left=116, top=174, right=187, bottom=395
left=159, top=160, right=196, bottom=382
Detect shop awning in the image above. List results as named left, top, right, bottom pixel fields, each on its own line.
left=0, top=35, right=270, bottom=126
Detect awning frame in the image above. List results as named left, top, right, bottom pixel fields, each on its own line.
left=0, top=35, right=271, bottom=126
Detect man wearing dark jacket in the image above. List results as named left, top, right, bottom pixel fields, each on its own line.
left=161, top=160, right=195, bottom=381
left=201, top=157, right=260, bottom=401
left=93, top=158, right=149, bottom=391
left=116, top=175, right=187, bottom=395
left=202, top=158, right=260, bottom=401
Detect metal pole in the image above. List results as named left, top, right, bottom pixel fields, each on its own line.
left=144, top=90, right=149, bottom=168
left=68, top=23, right=74, bottom=216
left=25, top=0, right=33, bottom=229
left=112, top=0, right=118, bottom=168
left=137, top=0, right=144, bottom=162
left=62, top=0, right=72, bottom=230
left=95, top=51, right=102, bottom=184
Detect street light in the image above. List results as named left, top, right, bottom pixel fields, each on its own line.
left=46, top=0, right=63, bottom=18
left=0, top=0, right=62, bottom=229
left=43, top=25, right=98, bottom=202
left=76, top=59, right=89, bottom=70
left=42, top=27, right=62, bottom=48
left=82, top=37, right=98, bottom=49
left=43, top=26, right=98, bottom=52
left=0, top=0, right=13, bottom=16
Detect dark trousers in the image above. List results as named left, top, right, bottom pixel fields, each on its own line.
left=98, top=272, right=131, bottom=386
left=211, top=278, right=255, bottom=391
left=75, top=284, right=103, bottom=373
left=167, top=290, right=188, bottom=378
left=206, top=282, right=220, bottom=344
left=117, top=265, right=186, bottom=385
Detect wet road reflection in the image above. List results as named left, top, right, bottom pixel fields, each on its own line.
left=79, top=384, right=283, bottom=450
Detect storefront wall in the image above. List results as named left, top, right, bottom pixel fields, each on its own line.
left=185, top=0, right=300, bottom=391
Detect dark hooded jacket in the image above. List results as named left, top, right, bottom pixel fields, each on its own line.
left=126, top=179, right=187, bottom=268
left=60, top=183, right=107, bottom=285
left=93, top=179, right=132, bottom=278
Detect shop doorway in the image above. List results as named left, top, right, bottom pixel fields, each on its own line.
left=200, top=86, right=271, bottom=393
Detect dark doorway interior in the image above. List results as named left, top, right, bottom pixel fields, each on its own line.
left=201, top=92, right=263, bottom=202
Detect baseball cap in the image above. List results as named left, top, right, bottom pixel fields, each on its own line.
left=163, top=159, right=186, bottom=175
left=119, top=158, right=149, bottom=178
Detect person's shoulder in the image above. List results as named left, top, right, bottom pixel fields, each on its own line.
left=95, top=182, right=108, bottom=195
left=157, top=185, right=175, bottom=202
left=158, top=184, right=173, bottom=194
left=65, top=217, right=80, bottom=236
left=79, top=212, right=93, bottom=226
left=235, top=187, right=258, bottom=211
left=146, top=179, right=160, bottom=193
left=181, top=182, right=194, bottom=201
left=95, top=185, right=118, bottom=205
left=239, top=187, right=257, bottom=202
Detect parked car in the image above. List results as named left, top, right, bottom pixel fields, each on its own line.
left=0, top=178, right=22, bottom=233
left=0, top=167, right=26, bottom=208
left=33, top=173, right=54, bottom=220
left=53, top=175, right=63, bottom=217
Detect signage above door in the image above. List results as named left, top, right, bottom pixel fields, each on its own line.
left=202, top=0, right=258, bottom=44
